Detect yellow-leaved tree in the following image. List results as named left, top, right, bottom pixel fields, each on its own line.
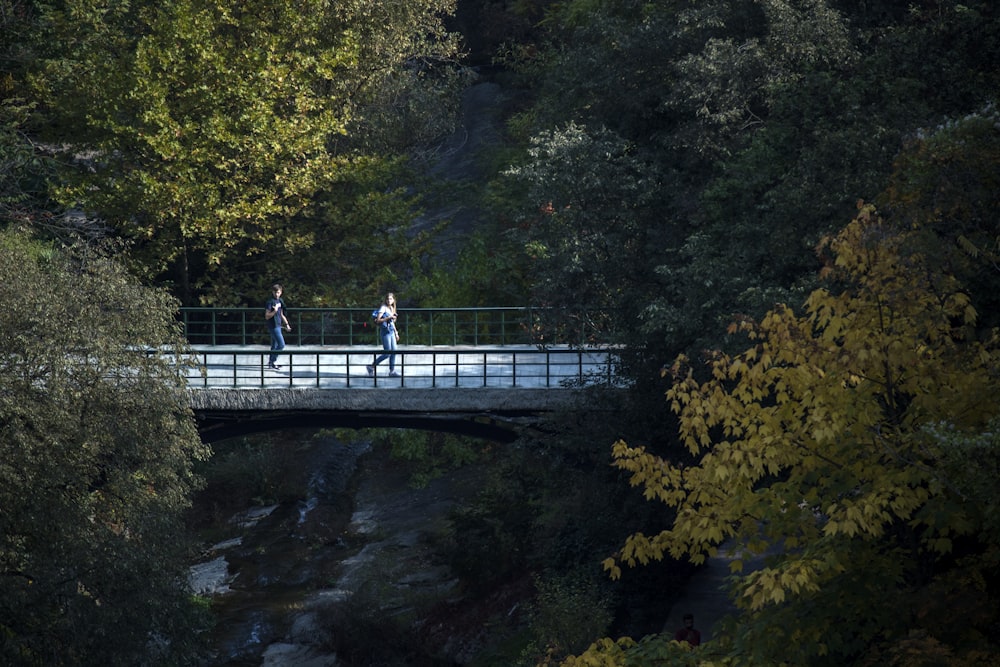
left=566, top=204, right=1000, bottom=666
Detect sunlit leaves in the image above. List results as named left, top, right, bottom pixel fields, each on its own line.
left=66, top=0, right=358, bottom=260
left=36, top=0, right=461, bottom=302
left=599, top=205, right=1000, bottom=662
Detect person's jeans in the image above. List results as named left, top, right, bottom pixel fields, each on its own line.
left=373, top=329, right=397, bottom=371
left=269, top=326, right=285, bottom=365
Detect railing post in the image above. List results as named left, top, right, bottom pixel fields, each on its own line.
left=180, top=306, right=601, bottom=349
left=185, top=344, right=616, bottom=390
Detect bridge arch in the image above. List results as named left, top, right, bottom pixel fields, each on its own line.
left=191, top=387, right=597, bottom=443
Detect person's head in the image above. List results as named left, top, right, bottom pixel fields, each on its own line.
left=271, top=283, right=283, bottom=296
left=384, top=292, right=396, bottom=308
left=683, top=613, right=695, bottom=628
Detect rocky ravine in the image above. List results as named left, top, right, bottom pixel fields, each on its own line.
left=189, top=434, right=525, bottom=666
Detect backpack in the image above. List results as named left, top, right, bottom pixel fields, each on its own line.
left=372, top=308, right=390, bottom=331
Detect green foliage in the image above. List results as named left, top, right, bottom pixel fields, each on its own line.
left=0, top=228, right=210, bottom=665
left=440, top=420, right=684, bottom=654
left=194, top=435, right=300, bottom=509
left=501, top=123, right=664, bottom=342
left=407, top=229, right=531, bottom=307
left=520, top=569, right=615, bottom=666
left=497, top=0, right=1000, bottom=367
left=593, top=207, right=1000, bottom=665
left=378, top=428, right=488, bottom=488
left=29, top=0, right=463, bottom=305
left=0, top=101, right=51, bottom=226
left=447, top=454, right=543, bottom=591
left=925, top=420, right=1000, bottom=544
left=881, top=105, right=1000, bottom=331
left=0, top=3, right=99, bottom=240
left=5, top=0, right=1000, bottom=663
left=561, top=634, right=711, bottom=667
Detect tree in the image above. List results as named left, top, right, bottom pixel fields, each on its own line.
left=0, top=229, right=210, bottom=665
left=0, top=0, right=67, bottom=235
left=498, top=0, right=1000, bottom=361
left=0, top=101, right=49, bottom=225
left=501, top=123, right=666, bottom=343
left=882, top=104, right=1000, bottom=331
left=570, top=205, right=1000, bottom=665
left=29, top=0, right=463, bottom=305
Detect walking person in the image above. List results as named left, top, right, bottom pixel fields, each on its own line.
left=265, top=283, right=291, bottom=369
left=367, top=292, right=400, bottom=377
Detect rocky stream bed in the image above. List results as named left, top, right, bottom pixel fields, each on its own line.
left=188, top=431, right=532, bottom=666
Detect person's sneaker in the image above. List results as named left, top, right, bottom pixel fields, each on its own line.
left=269, top=364, right=282, bottom=370
left=389, top=370, right=401, bottom=377
left=366, top=365, right=374, bottom=376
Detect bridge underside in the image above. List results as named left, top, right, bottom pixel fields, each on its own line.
left=194, top=410, right=545, bottom=442
left=191, top=387, right=594, bottom=443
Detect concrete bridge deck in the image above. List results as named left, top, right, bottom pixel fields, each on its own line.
left=186, top=345, right=620, bottom=441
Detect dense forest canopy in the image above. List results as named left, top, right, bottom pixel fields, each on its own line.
left=0, top=228, right=210, bottom=664
left=2, top=0, right=999, bottom=664
left=5, top=0, right=465, bottom=306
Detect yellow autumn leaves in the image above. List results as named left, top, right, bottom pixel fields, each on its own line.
left=605, top=204, right=999, bottom=615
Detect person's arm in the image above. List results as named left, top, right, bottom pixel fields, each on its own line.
left=265, top=301, right=277, bottom=320
left=279, top=301, right=291, bottom=329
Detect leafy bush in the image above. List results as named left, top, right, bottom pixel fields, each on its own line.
left=519, top=569, right=614, bottom=666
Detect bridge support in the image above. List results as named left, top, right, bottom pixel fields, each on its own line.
left=191, top=388, right=593, bottom=442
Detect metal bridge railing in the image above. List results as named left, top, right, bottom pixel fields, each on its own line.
left=184, top=347, right=621, bottom=390
left=179, top=307, right=536, bottom=347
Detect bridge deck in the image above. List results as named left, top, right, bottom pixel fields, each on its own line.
left=186, top=345, right=620, bottom=441
left=186, top=345, right=617, bottom=390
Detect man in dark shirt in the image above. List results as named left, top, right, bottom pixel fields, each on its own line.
left=674, top=613, right=701, bottom=646
left=264, top=283, right=291, bottom=369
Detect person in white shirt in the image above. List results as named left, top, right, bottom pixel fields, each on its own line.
left=367, top=292, right=400, bottom=377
